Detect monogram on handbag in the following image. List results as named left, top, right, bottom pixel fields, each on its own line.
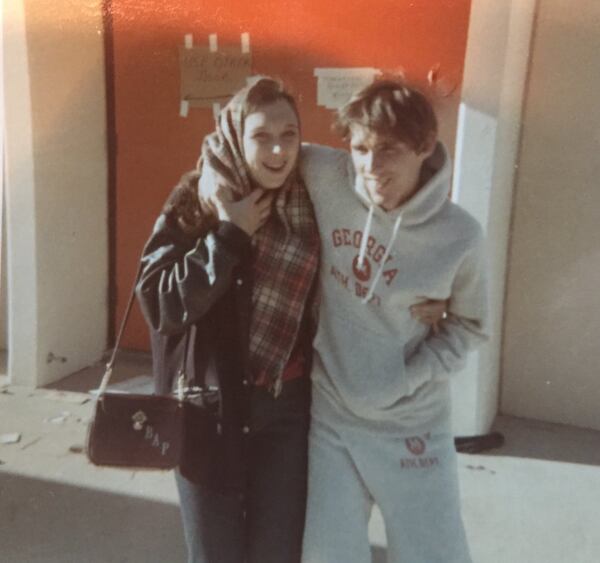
left=86, top=262, right=222, bottom=470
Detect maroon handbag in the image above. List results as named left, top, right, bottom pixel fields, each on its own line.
left=86, top=264, right=221, bottom=470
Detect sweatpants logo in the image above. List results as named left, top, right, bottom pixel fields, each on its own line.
left=401, top=434, right=439, bottom=469
left=405, top=436, right=426, bottom=456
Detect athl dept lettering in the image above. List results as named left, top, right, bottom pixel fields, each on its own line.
left=330, top=265, right=381, bottom=306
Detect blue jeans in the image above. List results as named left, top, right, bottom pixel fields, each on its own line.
left=176, top=377, right=310, bottom=563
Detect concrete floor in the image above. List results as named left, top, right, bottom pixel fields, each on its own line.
left=1, top=356, right=599, bottom=562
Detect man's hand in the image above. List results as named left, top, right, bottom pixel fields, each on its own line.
left=410, top=298, right=449, bottom=335
left=211, top=186, right=274, bottom=237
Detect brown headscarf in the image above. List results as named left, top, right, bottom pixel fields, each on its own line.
left=198, top=78, right=319, bottom=395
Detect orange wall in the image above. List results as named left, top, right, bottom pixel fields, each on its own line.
left=110, top=0, right=472, bottom=349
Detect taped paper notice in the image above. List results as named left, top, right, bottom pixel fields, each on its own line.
left=184, top=34, right=193, bottom=49
left=179, top=46, right=252, bottom=108
left=314, top=68, right=380, bottom=109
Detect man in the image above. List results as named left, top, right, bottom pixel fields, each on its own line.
left=299, top=80, right=488, bottom=563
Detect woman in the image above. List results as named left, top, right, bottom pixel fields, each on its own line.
left=137, top=78, right=318, bottom=563
left=136, top=77, right=446, bottom=563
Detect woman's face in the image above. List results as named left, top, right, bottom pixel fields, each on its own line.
left=242, top=99, right=300, bottom=190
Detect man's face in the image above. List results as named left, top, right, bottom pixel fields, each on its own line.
left=349, top=125, right=434, bottom=211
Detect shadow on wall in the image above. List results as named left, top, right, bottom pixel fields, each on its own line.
left=0, top=472, right=186, bottom=563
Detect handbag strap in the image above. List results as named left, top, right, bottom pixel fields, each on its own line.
left=97, top=261, right=190, bottom=399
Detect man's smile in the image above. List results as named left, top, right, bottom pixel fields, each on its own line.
left=364, top=176, right=390, bottom=192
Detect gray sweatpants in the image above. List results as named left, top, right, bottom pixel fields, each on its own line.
left=301, top=391, right=472, bottom=563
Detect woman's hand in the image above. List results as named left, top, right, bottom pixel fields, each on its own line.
left=211, top=185, right=274, bottom=237
left=410, top=298, right=449, bottom=334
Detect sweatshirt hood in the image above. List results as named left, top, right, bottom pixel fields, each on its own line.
left=353, top=142, right=451, bottom=303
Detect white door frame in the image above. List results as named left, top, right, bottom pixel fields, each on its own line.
left=3, top=0, right=109, bottom=387
left=450, top=0, right=537, bottom=434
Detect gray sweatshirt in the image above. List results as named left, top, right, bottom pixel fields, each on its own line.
left=300, top=142, right=489, bottom=431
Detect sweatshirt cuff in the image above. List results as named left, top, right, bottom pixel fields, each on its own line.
left=215, top=221, right=252, bottom=256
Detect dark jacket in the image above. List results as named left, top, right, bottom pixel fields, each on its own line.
left=136, top=211, right=257, bottom=490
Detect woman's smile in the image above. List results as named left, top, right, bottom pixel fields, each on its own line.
left=263, top=161, right=287, bottom=173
